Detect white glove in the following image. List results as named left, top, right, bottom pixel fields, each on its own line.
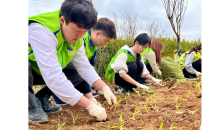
left=97, top=90, right=104, bottom=96
left=102, top=86, right=117, bottom=106
left=157, top=70, right=162, bottom=76
left=89, top=97, right=101, bottom=106
left=86, top=102, right=107, bottom=121
left=195, top=71, right=202, bottom=77
left=136, top=83, right=149, bottom=90
left=152, top=77, right=162, bottom=84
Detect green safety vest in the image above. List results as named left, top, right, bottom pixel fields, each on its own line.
left=179, top=50, right=202, bottom=69
left=105, top=49, right=137, bottom=84
left=83, top=30, right=97, bottom=60
left=28, top=10, right=83, bottom=75
left=140, top=47, right=154, bottom=65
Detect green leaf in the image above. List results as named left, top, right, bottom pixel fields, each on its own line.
left=159, top=120, right=164, bottom=130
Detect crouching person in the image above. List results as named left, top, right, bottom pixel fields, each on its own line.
left=28, top=0, right=116, bottom=123
left=104, top=33, right=162, bottom=95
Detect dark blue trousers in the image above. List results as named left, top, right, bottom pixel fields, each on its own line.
left=183, top=59, right=201, bottom=78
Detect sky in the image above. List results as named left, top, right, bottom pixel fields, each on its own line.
left=28, top=0, right=201, bottom=41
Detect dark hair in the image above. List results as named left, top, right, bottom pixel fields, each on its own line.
left=133, top=33, right=151, bottom=62
left=93, top=17, right=117, bottom=40
left=188, top=44, right=201, bottom=54
left=150, top=39, right=164, bottom=64
left=60, top=0, right=98, bottom=29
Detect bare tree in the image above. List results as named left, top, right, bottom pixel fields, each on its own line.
left=111, top=10, right=142, bottom=40
left=145, top=18, right=169, bottom=39
left=161, top=0, right=188, bottom=54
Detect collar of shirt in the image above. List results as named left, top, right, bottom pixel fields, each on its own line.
left=88, top=29, right=93, bottom=47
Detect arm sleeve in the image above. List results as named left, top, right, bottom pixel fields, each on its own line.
left=89, top=50, right=97, bottom=67
left=110, top=53, right=128, bottom=74
left=141, top=61, right=150, bottom=78
left=72, top=43, right=101, bottom=86
left=184, top=53, right=197, bottom=74
left=146, top=52, right=161, bottom=75
left=28, top=23, right=83, bottom=106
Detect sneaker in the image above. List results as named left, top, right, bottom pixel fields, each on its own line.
left=38, top=95, right=62, bottom=114
left=51, top=94, right=67, bottom=106
left=92, top=93, right=99, bottom=97
left=114, top=86, right=127, bottom=95
left=29, top=98, right=48, bottom=122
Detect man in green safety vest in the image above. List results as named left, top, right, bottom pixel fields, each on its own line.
left=28, top=0, right=116, bottom=123
left=51, top=17, right=117, bottom=106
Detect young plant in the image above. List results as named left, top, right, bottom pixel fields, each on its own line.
left=195, top=82, right=201, bottom=91
left=162, top=96, right=169, bottom=101
left=111, top=110, right=124, bottom=130
left=159, top=120, right=164, bottom=130
left=187, top=90, right=195, bottom=98
left=143, top=105, right=149, bottom=113
left=151, top=100, right=157, bottom=107
left=146, top=96, right=152, bottom=101
left=138, top=120, right=145, bottom=129
left=126, top=100, right=128, bottom=104
left=130, top=106, right=141, bottom=120
left=181, top=99, right=186, bottom=103
left=71, top=113, right=78, bottom=126
left=176, top=97, right=185, bottom=110
left=189, top=109, right=198, bottom=114
left=141, top=88, right=155, bottom=95
left=51, top=115, right=66, bottom=130
left=170, top=123, right=183, bottom=129
left=101, top=101, right=110, bottom=108
left=126, top=92, right=130, bottom=97
left=133, top=88, right=140, bottom=96
left=99, top=123, right=110, bottom=130
left=115, top=97, right=126, bottom=110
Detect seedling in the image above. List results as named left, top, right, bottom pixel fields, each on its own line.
left=115, top=97, right=126, bottom=110
left=130, top=106, right=141, bottom=120
left=162, top=96, right=169, bottom=101
left=99, top=123, right=110, bottom=130
left=51, top=115, right=66, bottom=130
left=195, top=82, right=201, bottom=91
left=111, top=110, right=125, bottom=130
left=176, top=97, right=185, bottom=110
left=126, top=100, right=128, bottom=104
left=101, top=101, right=110, bottom=108
left=141, top=88, right=155, bottom=95
left=151, top=100, right=157, bottom=107
left=146, top=96, right=152, bottom=101
left=189, top=109, right=197, bottom=114
left=170, top=123, right=183, bottom=129
left=71, top=113, right=78, bottom=126
left=138, top=120, right=145, bottom=129
left=133, top=88, right=140, bottom=96
left=187, top=90, right=195, bottom=98
left=143, top=105, right=149, bottom=113
left=159, top=120, right=164, bottom=130
left=126, top=92, right=130, bottom=97
left=181, top=99, right=186, bottom=103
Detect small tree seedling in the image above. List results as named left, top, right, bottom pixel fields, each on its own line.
left=141, top=88, right=155, bottom=95
left=130, top=106, right=141, bottom=120
left=146, top=96, right=152, bottom=101
left=101, top=101, right=110, bottom=108
left=126, top=100, right=128, bottom=104
left=176, top=97, right=185, bottom=110
left=144, top=105, right=149, bottom=113
left=111, top=110, right=125, bottom=130
left=170, top=123, right=183, bottom=129
left=115, top=97, right=126, bottom=110
left=138, top=120, right=145, bottom=129
left=189, top=109, right=197, bottom=114
left=133, top=88, right=140, bottom=96
left=71, top=113, right=78, bottom=126
left=195, top=82, right=201, bottom=91
left=187, top=90, right=195, bottom=98
left=181, top=99, right=186, bottom=103
left=51, top=115, right=66, bottom=130
left=162, top=96, right=169, bottom=101
left=151, top=100, right=157, bottom=107
left=159, top=120, right=164, bottom=130
left=99, top=123, right=110, bottom=130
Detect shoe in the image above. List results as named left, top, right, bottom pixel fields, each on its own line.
left=38, top=95, right=62, bottom=114
left=184, top=74, right=196, bottom=80
left=143, top=81, right=152, bottom=86
left=92, top=93, right=99, bottom=97
left=29, top=98, right=48, bottom=122
left=114, top=86, right=127, bottom=95
left=51, top=94, right=67, bottom=106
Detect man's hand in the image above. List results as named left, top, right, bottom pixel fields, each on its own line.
left=195, top=71, right=202, bottom=77
left=89, top=97, right=101, bottom=106
left=86, top=102, right=107, bottom=121
left=136, top=83, right=149, bottom=90
left=102, top=86, right=117, bottom=106
left=152, top=77, right=162, bottom=84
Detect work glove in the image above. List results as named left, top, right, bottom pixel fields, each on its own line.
left=86, top=102, right=107, bottom=121
left=152, top=77, right=162, bottom=84
left=96, top=90, right=104, bottom=96
left=89, top=97, right=101, bottom=106
left=136, top=83, right=149, bottom=90
left=195, top=71, right=202, bottom=77
left=157, top=70, right=162, bottom=76
left=102, top=86, right=117, bottom=106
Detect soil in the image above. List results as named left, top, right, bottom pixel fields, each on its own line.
left=29, top=78, right=201, bottom=130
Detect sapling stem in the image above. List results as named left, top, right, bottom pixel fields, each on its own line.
left=71, top=113, right=78, bottom=126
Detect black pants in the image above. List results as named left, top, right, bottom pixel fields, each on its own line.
left=28, top=61, right=90, bottom=107
left=182, top=60, right=201, bottom=78
left=114, top=61, right=146, bottom=91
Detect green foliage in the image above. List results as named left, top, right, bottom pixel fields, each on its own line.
left=99, top=123, right=110, bottom=130
left=94, top=36, right=201, bottom=80
left=111, top=110, right=125, bottom=130
left=138, top=120, right=145, bottom=129
left=51, top=115, right=66, bottom=130
left=159, top=120, right=164, bottom=130
left=130, top=106, right=141, bottom=120
left=170, top=123, right=183, bottom=129
left=71, top=113, right=78, bottom=126
left=146, top=96, right=152, bottom=101
left=133, top=88, right=140, bottom=96
left=187, top=90, right=195, bottom=98
left=141, top=88, right=155, bottom=95
left=151, top=100, right=157, bottom=107
left=189, top=109, right=198, bottom=114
